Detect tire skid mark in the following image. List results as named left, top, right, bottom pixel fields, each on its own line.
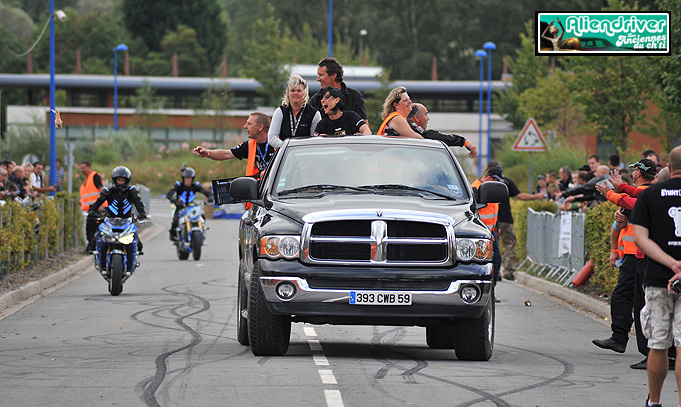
left=136, top=285, right=211, bottom=407
left=368, top=326, right=508, bottom=406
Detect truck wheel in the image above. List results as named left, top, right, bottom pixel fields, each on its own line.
left=191, top=230, right=202, bottom=260
left=453, top=295, right=494, bottom=361
left=109, top=253, right=124, bottom=296
left=237, top=270, right=249, bottom=346
left=247, top=267, right=290, bottom=356
left=426, top=324, right=456, bottom=349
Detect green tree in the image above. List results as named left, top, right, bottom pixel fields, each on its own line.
left=130, top=80, right=166, bottom=140
left=0, top=2, right=35, bottom=41
left=241, top=12, right=291, bottom=106
left=193, top=84, right=233, bottom=144
left=160, top=25, right=210, bottom=77
left=121, top=0, right=227, bottom=69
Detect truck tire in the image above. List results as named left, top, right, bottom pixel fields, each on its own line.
left=237, top=269, right=249, bottom=346
left=426, top=324, right=456, bottom=349
left=453, top=296, right=494, bottom=361
left=247, top=266, right=291, bottom=356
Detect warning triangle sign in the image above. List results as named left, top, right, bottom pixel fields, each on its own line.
left=512, top=118, right=547, bottom=151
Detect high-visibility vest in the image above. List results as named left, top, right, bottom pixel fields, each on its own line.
left=79, top=171, right=106, bottom=211
left=616, top=185, right=650, bottom=255
left=377, top=112, right=403, bottom=135
left=244, top=139, right=264, bottom=210
left=471, top=178, right=499, bottom=231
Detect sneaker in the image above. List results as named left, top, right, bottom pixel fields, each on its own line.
left=630, top=358, right=647, bottom=369
left=646, top=395, right=662, bottom=406
left=592, top=337, right=626, bottom=353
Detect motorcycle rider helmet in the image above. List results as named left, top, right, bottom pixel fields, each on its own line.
left=111, top=166, right=132, bottom=191
left=181, top=166, right=196, bottom=181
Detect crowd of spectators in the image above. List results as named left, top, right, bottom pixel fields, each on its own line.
left=531, top=151, right=667, bottom=213
left=0, top=158, right=60, bottom=206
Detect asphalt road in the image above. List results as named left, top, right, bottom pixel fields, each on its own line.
left=0, top=200, right=675, bottom=406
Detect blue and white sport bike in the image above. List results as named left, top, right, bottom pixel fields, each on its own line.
left=93, top=215, right=147, bottom=295
left=174, top=202, right=206, bottom=261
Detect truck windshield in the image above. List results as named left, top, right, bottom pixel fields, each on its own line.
left=273, top=144, right=468, bottom=201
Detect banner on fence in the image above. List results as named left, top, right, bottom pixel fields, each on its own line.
left=559, top=211, right=572, bottom=256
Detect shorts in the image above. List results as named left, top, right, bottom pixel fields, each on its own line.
left=640, top=286, right=681, bottom=349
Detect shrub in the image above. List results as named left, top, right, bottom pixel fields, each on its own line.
left=584, top=200, right=619, bottom=292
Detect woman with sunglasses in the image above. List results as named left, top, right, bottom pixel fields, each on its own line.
left=268, top=74, right=322, bottom=148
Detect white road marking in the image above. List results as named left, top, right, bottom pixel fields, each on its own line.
left=324, top=390, right=344, bottom=407
left=308, top=339, right=323, bottom=351
left=304, top=326, right=317, bottom=336
left=319, top=369, right=337, bottom=384
left=313, top=354, right=329, bottom=366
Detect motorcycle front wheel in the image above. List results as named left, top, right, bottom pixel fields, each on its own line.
left=191, top=230, right=202, bottom=260
left=109, top=253, right=124, bottom=296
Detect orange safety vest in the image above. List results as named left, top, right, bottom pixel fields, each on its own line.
left=79, top=171, right=106, bottom=211
left=617, top=185, right=650, bottom=256
left=471, top=178, right=499, bottom=232
left=377, top=112, right=403, bottom=135
left=244, top=139, right=266, bottom=209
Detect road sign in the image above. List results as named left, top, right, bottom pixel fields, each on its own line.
left=512, top=118, right=547, bottom=151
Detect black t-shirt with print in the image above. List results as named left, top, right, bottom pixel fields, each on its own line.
left=631, top=177, right=681, bottom=287
left=314, top=111, right=366, bottom=136
left=230, top=141, right=276, bottom=174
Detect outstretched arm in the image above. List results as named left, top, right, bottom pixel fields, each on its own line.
left=193, top=146, right=235, bottom=161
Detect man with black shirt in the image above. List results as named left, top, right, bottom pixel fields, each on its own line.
left=408, top=103, right=477, bottom=158
left=193, top=112, right=275, bottom=180
left=486, top=161, right=543, bottom=280
left=632, top=146, right=681, bottom=407
left=309, top=57, right=368, bottom=124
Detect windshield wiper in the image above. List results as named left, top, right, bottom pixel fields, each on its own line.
left=278, top=184, right=368, bottom=196
left=358, top=184, right=455, bottom=200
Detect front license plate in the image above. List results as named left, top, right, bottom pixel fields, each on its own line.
left=349, top=291, right=412, bottom=305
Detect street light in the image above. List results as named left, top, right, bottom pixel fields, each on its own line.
left=113, top=43, right=128, bottom=132
left=327, top=0, right=333, bottom=57
left=49, top=2, right=67, bottom=194
left=483, top=41, right=496, bottom=169
left=475, top=50, right=486, bottom=177
left=359, top=29, right=368, bottom=60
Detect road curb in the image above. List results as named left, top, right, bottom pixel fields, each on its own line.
left=515, top=271, right=610, bottom=320
left=0, top=223, right=163, bottom=316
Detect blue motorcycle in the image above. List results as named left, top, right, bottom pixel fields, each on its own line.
left=174, top=202, right=206, bottom=261
left=93, top=215, right=146, bottom=295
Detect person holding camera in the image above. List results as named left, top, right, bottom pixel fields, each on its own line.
left=632, top=146, right=681, bottom=407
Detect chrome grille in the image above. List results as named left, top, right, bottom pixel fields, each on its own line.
left=301, top=211, right=454, bottom=266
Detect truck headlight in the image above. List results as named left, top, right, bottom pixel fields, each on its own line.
left=456, top=238, right=492, bottom=261
left=260, top=236, right=300, bottom=259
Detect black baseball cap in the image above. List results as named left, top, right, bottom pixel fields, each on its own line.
left=629, top=158, right=657, bottom=176
left=486, top=166, right=504, bottom=182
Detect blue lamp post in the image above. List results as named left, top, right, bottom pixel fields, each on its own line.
left=483, top=41, right=496, bottom=168
left=113, top=44, right=128, bottom=132
left=475, top=50, right=487, bottom=177
left=49, top=3, right=66, bottom=194
left=327, top=0, right=333, bottom=57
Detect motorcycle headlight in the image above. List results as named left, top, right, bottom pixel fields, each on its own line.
left=102, top=234, right=117, bottom=243
left=260, top=236, right=300, bottom=259
left=119, top=234, right=135, bottom=245
left=456, top=238, right=492, bottom=262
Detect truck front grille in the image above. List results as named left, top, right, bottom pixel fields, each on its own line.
left=304, top=218, right=451, bottom=265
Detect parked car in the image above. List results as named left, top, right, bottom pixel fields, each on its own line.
left=227, top=136, right=508, bottom=360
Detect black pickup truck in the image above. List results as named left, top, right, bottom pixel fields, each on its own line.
left=225, top=136, right=507, bottom=360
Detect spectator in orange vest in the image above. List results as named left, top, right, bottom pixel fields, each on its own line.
left=80, top=161, right=106, bottom=253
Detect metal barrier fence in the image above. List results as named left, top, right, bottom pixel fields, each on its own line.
left=518, top=209, right=586, bottom=286
left=0, top=198, right=82, bottom=278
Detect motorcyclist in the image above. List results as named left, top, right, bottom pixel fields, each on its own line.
left=166, top=166, right=212, bottom=241
left=88, top=166, right=147, bottom=259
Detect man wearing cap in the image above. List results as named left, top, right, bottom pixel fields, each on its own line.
left=485, top=162, right=543, bottom=280
left=593, top=158, right=658, bottom=359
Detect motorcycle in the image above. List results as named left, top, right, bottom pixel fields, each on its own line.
left=174, top=201, right=207, bottom=261
left=92, top=215, right=148, bottom=296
